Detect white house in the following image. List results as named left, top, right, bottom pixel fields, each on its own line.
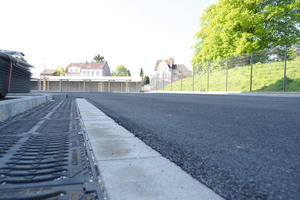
left=65, top=61, right=111, bottom=77
left=151, top=57, right=192, bottom=82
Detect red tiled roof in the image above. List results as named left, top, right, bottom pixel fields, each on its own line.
left=154, top=58, right=173, bottom=71
left=66, top=62, right=107, bottom=73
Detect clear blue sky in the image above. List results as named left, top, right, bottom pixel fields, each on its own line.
left=1, top=0, right=218, bottom=77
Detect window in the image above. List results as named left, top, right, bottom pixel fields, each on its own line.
left=75, top=68, right=78, bottom=72
left=87, top=72, right=90, bottom=76
left=69, top=69, right=73, bottom=72
left=83, top=72, right=86, bottom=76
left=97, top=72, right=99, bottom=76
left=174, top=76, right=178, bottom=80
left=92, top=72, right=94, bottom=76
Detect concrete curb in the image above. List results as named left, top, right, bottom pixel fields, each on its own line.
left=0, top=95, right=52, bottom=121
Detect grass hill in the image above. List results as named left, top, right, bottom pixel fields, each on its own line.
left=160, top=58, right=300, bottom=92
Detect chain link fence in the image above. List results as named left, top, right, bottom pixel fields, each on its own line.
left=151, top=43, right=300, bottom=92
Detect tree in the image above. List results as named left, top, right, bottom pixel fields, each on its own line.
left=16, top=56, right=27, bottom=62
left=140, top=68, right=144, bottom=78
left=55, top=65, right=66, bottom=76
left=93, top=54, right=105, bottom=62
left=143, top=75, right=150, bottom=85
left=191, top=0, right=300, bottom=65
left=111, top=65, right=131, bottom=76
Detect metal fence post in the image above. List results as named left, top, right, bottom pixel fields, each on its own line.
left=207, top=62, right=209, bottom=92
left=283, top=45, right=287, bottom=92
left=181, top=66, right=183, bottom=91
left=193, top=65, right=194, bottom=91
left=163, top=71, right=164, bottom=91
left=226, top=58, right=228, bottom=92
left=171, top=71, right=173, bottom=91
left=250, top=52, right=253, bottom=92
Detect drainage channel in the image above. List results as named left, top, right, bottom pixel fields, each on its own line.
left=0, top=99, right=104, bottom=200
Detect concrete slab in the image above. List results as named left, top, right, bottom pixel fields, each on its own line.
left=81, top=116, right=114, bottom=122
left=89, top=138, right=161, bottom=160
left=84, top=121, right=119, bottom=128
left=80, top=111, right=107, bottom=117
left=98, top=157, right=223, bottom=200
left=85, top=127, right=134, bottom=139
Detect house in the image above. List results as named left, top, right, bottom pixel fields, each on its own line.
left=40, top=69, right=57, bottom=76
left=65, top=61, right=110, bottom=77
left=152, top=58, right=192, bottom=82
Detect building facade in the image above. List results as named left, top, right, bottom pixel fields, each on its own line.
left=40, top=69, right=57, bottom=76
left=150, top=58, right=193, bottom=90
left=65, top=61, right=110, bottom=77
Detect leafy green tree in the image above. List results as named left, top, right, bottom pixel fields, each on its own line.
left=111, top=65, right=131, bottom=76
left=93, top=54, right=105, bottom=62
left=143, top=75, right=150, bottom=85
left=16, top=56, right=27, bottom=62
left=140, top=68, right=144, bottom=78
left=55, top=65, right=66, bottom=76
left=191, top=0, right=300, bottom=66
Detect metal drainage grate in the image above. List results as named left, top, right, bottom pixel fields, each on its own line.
left=0, top=136, right=22, bottom=158
left=0, top=120, right=39, bottom=135
left=0, top=99, right=104, bottom=200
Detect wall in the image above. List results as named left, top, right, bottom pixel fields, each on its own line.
left=30, top=80, right=142, bottom=93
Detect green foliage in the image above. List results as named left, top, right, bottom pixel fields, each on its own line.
left=111, top=65, right=131, bottom=76
left=55, top=65, right=66, bottom=76
left=16, top=56, right=27, bottom=62
left=140, top=68, right=144, bottom=78
left=162, top=57, right=300, bottom=92
left=191, top=0, right=300, bottom=65
left=143, top=75, right=150, bottom=85
left=93, top=54, right=105, bottom=62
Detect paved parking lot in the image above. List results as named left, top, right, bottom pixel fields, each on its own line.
left=72, top=92, right=300, bottom=199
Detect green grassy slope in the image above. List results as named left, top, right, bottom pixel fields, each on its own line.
left=160, top=58, right=300, bottom=92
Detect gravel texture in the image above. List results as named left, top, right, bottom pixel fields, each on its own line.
left=72, top=92, right=300, bottom=199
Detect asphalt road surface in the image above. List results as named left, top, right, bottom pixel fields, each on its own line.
left=72, top=92, right=300, bottom=199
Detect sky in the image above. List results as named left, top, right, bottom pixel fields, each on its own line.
left=1, top=0, right=218, bottom=77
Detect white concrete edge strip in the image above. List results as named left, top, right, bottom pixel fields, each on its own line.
left=76, top=98, right=224, bottom=200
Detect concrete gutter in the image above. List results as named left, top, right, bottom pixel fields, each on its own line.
left=0, top=94, right=53, bottom=121
left=76, top=98, right=223, bottom=200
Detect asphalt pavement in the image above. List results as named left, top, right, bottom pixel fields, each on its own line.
left=70, top=92, right=300, bottom=199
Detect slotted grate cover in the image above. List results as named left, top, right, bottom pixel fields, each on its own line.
left=37, top=120, right=71, bottom=133
left=0, top=120, right=39, bottom=135
left=0, top=99, right=103, bottom=200
left=0, top=136, right=22, bottom=158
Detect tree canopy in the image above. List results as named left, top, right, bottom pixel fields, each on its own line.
left=191, top=0, right=300, bottom=65
left=143, top=75, right=150, bottom=85
left=140, top=68, right=144, bottom=78
left=93, top=54, right=105, bottom=62
left=55, top=65, right=66, bottom=76
left=111, top=65, right=131, bottom=76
